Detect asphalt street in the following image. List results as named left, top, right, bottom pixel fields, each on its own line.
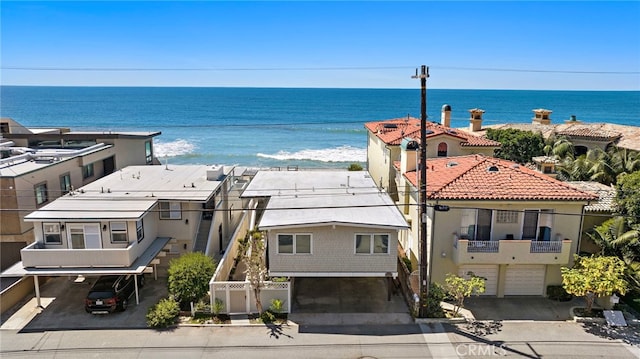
left=1, top=321, right=639, bottom=358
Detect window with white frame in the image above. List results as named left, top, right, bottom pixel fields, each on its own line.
left=277, top=233, right=311, bottom=254
left=43, top=223, right=61, bottom=244
left=496, top=210, right=518, bottom=223
left=159, top=202, right=181, bottom=219
left=136, top=219, right=144, bottom=242
left=355, top=234, right=390, bottom=254
left=34, top=182, right=48, bottom=205
left=110, top=222, right=128, bottom=243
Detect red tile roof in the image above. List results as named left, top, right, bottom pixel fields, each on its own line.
left=403, top=155, right=598, bottom=201
left=364, top=117, right=500, bottom=147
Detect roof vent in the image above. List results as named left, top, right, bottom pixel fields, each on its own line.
left=511, top=164, right=520, bottom=169
left=487, top=165, right=500, bottom=173
left=447, top=161, right=458, bottom=168
left=425, top=130, right=434, bottom=135
left=383, top=123, right=398, bottom=129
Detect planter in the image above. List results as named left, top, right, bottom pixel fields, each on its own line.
left=571, top=306, right=606, bottom=324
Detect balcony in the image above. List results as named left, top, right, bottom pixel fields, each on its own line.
left=21, top=241, right=137, bottom=268
left=452, top=238, right=572, bottom=265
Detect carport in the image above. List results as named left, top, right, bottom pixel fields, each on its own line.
left=0, top=236, right=171, bottom=308
left=292, top=277, right=408, bottom=313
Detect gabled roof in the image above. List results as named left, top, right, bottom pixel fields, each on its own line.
left=242, top=170, right=408, bottom=230
left=403, top=155, right=597, bottom=201
left=364, top=117, right=500, bottom=147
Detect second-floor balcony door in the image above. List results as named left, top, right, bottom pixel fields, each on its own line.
left=68, top=224, right=102, bottom=249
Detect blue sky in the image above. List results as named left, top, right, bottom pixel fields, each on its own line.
left=1, top=1, right=639, bottom=90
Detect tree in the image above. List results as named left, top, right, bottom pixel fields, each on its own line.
left=561, top=255, right=628, bottom=314
left=485, top=128, right=545, bottom=164
left=168, top=252, right=216, bottom=306
left=589, top=218, right=640, bottom=289
left=615, top=170, right=640, bottom=225
left=443, top=273, right=486, bottom=317
left=243, top=230, right=268, bottom=314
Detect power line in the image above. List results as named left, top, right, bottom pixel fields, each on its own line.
left=2, top=65, right=637, bottom=75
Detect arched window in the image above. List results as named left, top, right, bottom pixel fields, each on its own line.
left=437, top=142, right=448, bottom=157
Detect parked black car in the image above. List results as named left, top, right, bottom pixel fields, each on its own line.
left=84, top=274, right=144, bottom=314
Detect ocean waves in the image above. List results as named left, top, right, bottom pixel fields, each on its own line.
left=257, top=146, right=366, bottom=163
left=153, top=139, right=196, bottom=158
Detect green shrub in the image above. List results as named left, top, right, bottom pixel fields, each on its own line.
left=212, top=298, right=224, bottom=316
left=168, top=252, right=216, bottom=305
left=146, top=298, right=180, bottom=328
left=425, top=282, right=446, bottom=318
left=348, top=163, right=363, bottom=171
left=269, top=299, right=284, bottom=314
left=547, top=285, right=572, bottom=301
left=260, top=310, right=276, bottom=323
left=401, top=256, right=413, bottom=272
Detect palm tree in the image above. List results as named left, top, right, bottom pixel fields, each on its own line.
left=589, top=217, right=640, bottom=289
left=609, top=147, right=640, bottom=177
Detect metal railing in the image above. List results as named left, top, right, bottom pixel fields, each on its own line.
left=530, top=241, right=563, bottom=253
left=467, top=240, right=500, bottom=253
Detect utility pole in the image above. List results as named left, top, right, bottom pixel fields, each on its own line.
left=412, top=65, right=429, bottom=318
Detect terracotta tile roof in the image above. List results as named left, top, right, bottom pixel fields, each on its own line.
left=476, top=122, right=639, bottom=151
left=364, top=117, right=500, bottom=147
left=555, top=125, right=621, bottom=141
left=566, top=181, right=616, bottom=212
left=403, top=155, right=598, bottom=201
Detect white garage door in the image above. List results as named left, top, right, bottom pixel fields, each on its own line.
left=458, top=265, right=498, bottom=296
left=504, top=265, right=546, bottom=296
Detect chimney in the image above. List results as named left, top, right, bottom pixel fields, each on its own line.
left=532, top=108, right=552, bottom=125
left=400, top=138, right=419, bottom=173
left=565, top=114, right=581, bottom=124
left=468, top=108, right=485, bottom=132
left=441, top=104, right=452, bottom=128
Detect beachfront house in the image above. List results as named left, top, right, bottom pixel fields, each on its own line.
left=364, top=106, right=500, bottom=201
left=2, top=164, right=239, bottom=307
left=0, top=117, right=161, bottom=271
left=395, top=148, right=597, bottom=297
left=238, top=170, right=409, bottom=308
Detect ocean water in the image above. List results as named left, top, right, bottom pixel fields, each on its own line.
left=1, top=86, right=638, bottom=168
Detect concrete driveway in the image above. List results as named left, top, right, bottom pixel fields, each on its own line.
left=462, top=296, right=586, bottom=321
left=1, top=275, right=168, bottom=331
left=289, top=277, right=413, bottom=325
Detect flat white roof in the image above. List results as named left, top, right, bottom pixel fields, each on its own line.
left=24, top=199, right=156, bottom=221
left=73, top=165, right=229, bottom=202
left=243, top=170, right=409, bottom=229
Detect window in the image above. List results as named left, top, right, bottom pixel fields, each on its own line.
left=460, top=208, right=492, bottom=240
left=0, top=122, right=9, bottom=134
left=522, top=209, right=554, bottom=240
left=43, top=223, right=61, bottom=244
left=110, top=222, right=128, bottom=243
left=159, top=202, right=181, bottom=219
left=136, top=219, right=144, bottom=242
left=68, top=224, right=101, bottom=249
left=82, top=163, right=94, bottom=179
left=355, top=234, right=390, bottom=254
left=34, top=182, right=48, bottom=205
left=437, top=142, right=448, bottom=157
left=60, top=173, right=72, bottom=195
left=277, top=233, right=311, bottom=254
left=145, top=141, right=153, bottom=164
left=496, top=210, right=518, bottom=223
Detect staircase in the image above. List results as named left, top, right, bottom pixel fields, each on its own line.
left=193, top=216, right=212, bottom=253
